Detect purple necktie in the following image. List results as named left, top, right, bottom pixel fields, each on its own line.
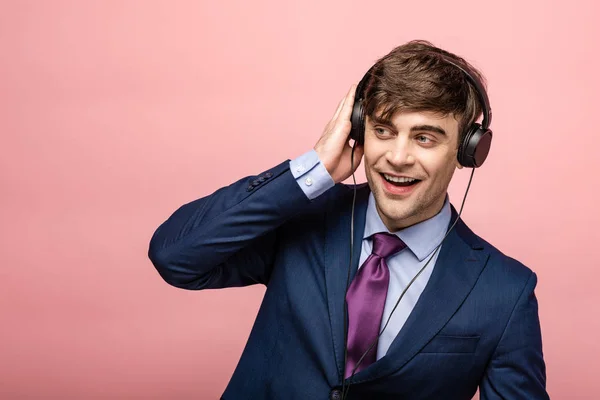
left=345, top=232, right=407, bottom=378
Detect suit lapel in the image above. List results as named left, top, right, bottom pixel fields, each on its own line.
left=324, top=184, right=370, bottom=382
left=348, top=206, right=490, bottom=383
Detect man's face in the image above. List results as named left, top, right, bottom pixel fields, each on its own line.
left=363, top=110, right=462, bottom=231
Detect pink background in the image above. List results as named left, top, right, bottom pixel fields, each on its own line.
left=1, top=0, right=598, bottom=398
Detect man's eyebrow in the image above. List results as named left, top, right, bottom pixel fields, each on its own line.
left=410, top=125, right=447, bottom=136
left=369, top=114, right=447, bottom=136
left=369, top=114, right=393, bottom=126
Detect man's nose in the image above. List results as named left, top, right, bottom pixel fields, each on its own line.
left=385, top=139, right=415, bottom=166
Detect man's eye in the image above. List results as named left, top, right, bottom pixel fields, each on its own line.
left=375, top=127, right=390, bottom=136
left=416, top=135, right=431, bottom=143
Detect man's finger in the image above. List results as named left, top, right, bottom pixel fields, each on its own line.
left=332, top=95, right=346, bottom=121
left=340, top=84, right=357, bottom=121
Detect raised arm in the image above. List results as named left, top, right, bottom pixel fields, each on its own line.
left=148, top=84, right=362, bottom=290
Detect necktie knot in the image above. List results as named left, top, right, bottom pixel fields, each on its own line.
left=371, top=232, right=406, bottom=258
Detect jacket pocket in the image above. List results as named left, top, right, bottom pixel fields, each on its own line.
left=420, top=335, right=480, bottom=354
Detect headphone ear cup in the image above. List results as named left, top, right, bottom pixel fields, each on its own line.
left=458, top=123, right=493, bottom=168
left=350, top=99, right=365, bottom=145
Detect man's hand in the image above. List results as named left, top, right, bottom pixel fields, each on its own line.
left=314, top=85, right=365, bottom=184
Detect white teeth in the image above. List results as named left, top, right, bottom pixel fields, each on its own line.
left=383, top=174, right=417, bottom=183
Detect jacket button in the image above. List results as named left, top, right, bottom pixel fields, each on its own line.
left=265, top=172, right=273, bottom=178
left=252, top=180, right=260, bottom=186
left=329, top=388, right=342, bottom=400
left=258, top=176, right=266, bottom=182
left=247, top=185, right=254, bottom=191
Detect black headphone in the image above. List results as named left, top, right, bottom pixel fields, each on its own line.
left=349, top=58, right=493, bottom=168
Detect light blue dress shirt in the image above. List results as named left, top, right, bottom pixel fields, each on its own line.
left=290, top=149, right=451, bottom=359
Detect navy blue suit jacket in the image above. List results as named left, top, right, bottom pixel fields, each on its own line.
left=148, top=160, right=548, bottom=400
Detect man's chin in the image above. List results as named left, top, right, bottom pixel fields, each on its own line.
left=375, top=199, right=417, bottom=229
left=382, top=206, right=413, bottom=222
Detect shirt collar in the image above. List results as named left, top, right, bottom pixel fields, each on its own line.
left=363, top=193, right=452, bottom=261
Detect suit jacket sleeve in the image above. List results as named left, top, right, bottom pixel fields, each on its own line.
left=479, top=272, right=550, bottom=399
left=147, top=160, right=313, bottom=290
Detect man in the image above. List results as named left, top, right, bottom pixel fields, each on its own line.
left=148, top=40, right=548, bottom=399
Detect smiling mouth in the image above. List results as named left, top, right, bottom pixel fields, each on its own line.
left=380, top=173, right=421, bottom=187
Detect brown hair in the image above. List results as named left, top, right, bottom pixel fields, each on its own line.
left=362, top=40, right=487, bottom=144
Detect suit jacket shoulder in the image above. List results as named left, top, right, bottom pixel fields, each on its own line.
left=453, top=210, right=535, bottom=281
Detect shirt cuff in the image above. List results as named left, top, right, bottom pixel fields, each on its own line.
left=289, top=149, right=335, bottom=200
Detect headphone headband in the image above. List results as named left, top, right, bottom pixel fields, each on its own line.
left=440, top=59, right=492, bottom=129
left=356, top=58, right=491, bottom=130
